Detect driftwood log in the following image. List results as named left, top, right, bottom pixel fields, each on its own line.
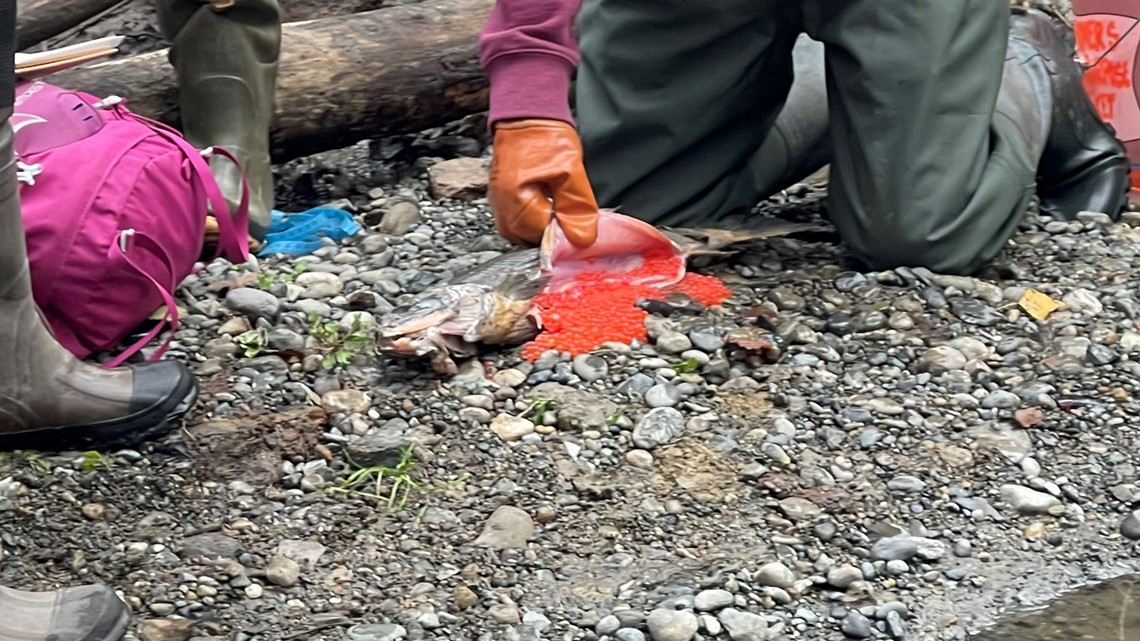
left=47, top=0, right=495, bottom=163
left=16, top=0, right=123, bottom=50
left=17, top=0, right=397, bottom=51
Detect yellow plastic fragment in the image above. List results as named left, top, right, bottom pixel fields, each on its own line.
left=1018, top=288, right=1061, bottom=321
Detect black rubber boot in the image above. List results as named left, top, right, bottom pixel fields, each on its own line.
left=1010, top=7, right=1130, bottom=220
left=0, top=105, right=199, bottom=452
left=0, top=584, right=130, bottom=641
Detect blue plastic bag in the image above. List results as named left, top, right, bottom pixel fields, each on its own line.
left=257, top=207, right=362, bottom=257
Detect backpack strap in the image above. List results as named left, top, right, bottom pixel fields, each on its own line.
left=102, top=100, right=252, bottom=265
left=102, top=229, right=180, bottom=368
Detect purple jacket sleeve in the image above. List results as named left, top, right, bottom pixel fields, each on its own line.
left=478, top=0, right=583, bottom=127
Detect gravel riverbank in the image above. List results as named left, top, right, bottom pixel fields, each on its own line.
left=9, top=3, right=1137, bottom=639
left=1, top=121, right=1140, bottom=641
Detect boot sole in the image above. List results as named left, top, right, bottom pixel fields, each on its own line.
left=0, top=370, right=199, bottom=453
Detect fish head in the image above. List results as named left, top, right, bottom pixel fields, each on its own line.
left=375, top=275, right=546, bottom=374
left=375, top=285, right=483, bottom=367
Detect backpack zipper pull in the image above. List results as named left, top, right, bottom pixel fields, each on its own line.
left=16, top=160, right=42, bottom=186
left=92, top=96, right=123, bottom=109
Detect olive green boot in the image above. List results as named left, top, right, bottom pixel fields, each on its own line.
left=157, top=0, right=281, bottom=242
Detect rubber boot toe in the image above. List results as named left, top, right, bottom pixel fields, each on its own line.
left=0, top=584, right=129, bottom=641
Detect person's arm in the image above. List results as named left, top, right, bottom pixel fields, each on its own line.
left=478, top=0, right=583, bottom=127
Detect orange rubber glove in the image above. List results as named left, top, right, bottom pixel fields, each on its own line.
left=488, top=119, right=600, bottom=248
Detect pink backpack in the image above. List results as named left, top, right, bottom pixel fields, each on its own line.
left=12, top=79, right=250, bottom=366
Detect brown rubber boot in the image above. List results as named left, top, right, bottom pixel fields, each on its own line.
left=0, top=584, right=130, bottom=641
left=0, top=105, right=198, bottom=451
left=157, top=0, right=281, bottom=242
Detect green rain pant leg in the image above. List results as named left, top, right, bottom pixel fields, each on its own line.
left=800, top=0, right=1034, bottom=274
left=576, top=0, right=1039, bottom=276
left=575, top=1, right=824, bottom=227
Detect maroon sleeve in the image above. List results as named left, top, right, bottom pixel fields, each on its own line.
left=478, top=0, right=583, bottom=127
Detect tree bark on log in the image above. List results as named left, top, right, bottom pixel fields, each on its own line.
left=18, top=0, right=410, bottom=56
left=16, top=0, right=123, bottom=50
left=46, top=0, right=495, bottom=163
left=279, top=0, right=390, bottom=22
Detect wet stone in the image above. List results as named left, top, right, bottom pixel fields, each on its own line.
left=854, top=310, right=887, bottom=332
left=827, top=314, right=855, bottom=336
left=633, top=407, right=686, bottom=449
left=756, top=561, right=796, bottom=589
left=887, top=475, right=926, bottom=493
left=841, top=611, right=873, bottom=639
left=646, top=609, right=700, bottom=641
left=949, top=298, right=1003, bottom=326
left=717, top=608, right=768, bottom=641
left=265, top=555, right=301, bottom=587
left=182, top=533, right=241, bottom=559
left=345, top=429, right=412, bottom=468
left=474, top=506, right=534, bottom=549
left=828, top=565, right=863, bottom=589
left=347, top=623, right=407, bottom=641
left=835, top=272, right=869, bottom=292
left=870, top=535, right=946, bottom=562
left=656, top=331, right=693, bottom=354
left=885, top=611, right=906, bottom=640
left=1120, top=510, right=1140, bottom=540
left=694, top=589, right=735, bottom=612
left=1000, top=484, right=1064, bottom=516
left=689, top=328, right=725, bottom=352
left=981, top=390, right=1021, bottom=410
left=378, top=200, right=421, bottom=235
left=572, top=354, right=608, bottom=382
left=917, top=346, right=967, bottom=374
left=224, top=287, right=280, bottom=322
left=1087, top=343, right=1119, bottom=365
left=779, top=497, right=821, bottom=521
left=645, top=384, right=682, bottom=408
left=769, top=286, right=806, bottom=311
left=296, top=272, right=343, bottom=299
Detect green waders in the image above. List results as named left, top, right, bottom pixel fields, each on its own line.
left=575, top=1, right=1127, bottom=275
left=156, top=0, right=281, bottom=242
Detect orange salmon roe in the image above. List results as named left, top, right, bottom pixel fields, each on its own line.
left=521, top=254, right=732, bottom=360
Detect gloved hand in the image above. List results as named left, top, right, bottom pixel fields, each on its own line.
left=488, top=119, right=599, bottom=247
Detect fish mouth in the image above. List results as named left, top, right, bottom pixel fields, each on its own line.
left=378, top=329, right=477, bottom=356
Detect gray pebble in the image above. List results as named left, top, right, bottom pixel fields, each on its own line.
left=1000, top=484, right=1063, bottom=516
left=689, top=328, right=725, bottom=352
left=1121, top=510, right=1140, bottom=540
left=694, top=589, right=735, bottom=612
left=572, top=354, right=608, bottom=382
left=633, top=407, right=686, bottom=449
left=656, top=331, right=693, bottom=354
left=645, top=384, right=682, bottom=408
left=870, top=535, right=946, bottom=562
left=646, top=609, right=699, bottom=641
left=827, top=565, right=863, bottom=589
left=224, top=287, right=280, bottom=322
left=841, top=612, right=873, bottom=639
